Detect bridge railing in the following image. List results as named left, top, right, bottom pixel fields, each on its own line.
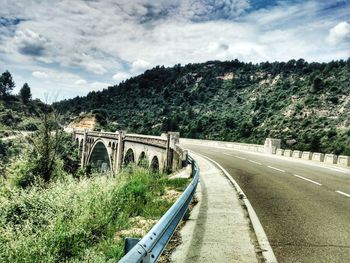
left=118, top=154, right=200, bottom=263
left=124, top=134, right=167, bottom=149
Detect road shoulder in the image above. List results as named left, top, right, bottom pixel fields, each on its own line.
left=171, top=152, right=263, bottom=263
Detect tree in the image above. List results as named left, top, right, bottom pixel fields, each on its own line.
left=0, top=70, right=15, bottom=98
left=19, top=83, right=32, bottom=103
left=311, top=76, right=323, bottom=92
left=8, top=108, right=74, bottom=187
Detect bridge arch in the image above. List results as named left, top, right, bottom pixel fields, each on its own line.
left=87, top=139, right=112, bottom=173
left=138, top=151, right=148, bottom=167
left=150, top=156, right=159, bottom=172
left=124, top=148, right=135, bottom=165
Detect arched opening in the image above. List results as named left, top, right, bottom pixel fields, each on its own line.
left=150, top=156, right=159, bottom=172
left=124, top=148, right=135, bottom=165
left=79, top=139, right=84, bottom=154
left=138, top=152, right=148, bottom=167
left=88, top=141, right=111, bottom=173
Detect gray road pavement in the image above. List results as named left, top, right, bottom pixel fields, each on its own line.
left=182, top=143, right=350, bottom=263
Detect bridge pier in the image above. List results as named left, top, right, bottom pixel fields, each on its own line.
left=115, top=130, right=125, bottom=173
left=80, top=129, right=87, bottom=167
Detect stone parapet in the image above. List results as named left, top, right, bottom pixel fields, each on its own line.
left=301, top=152, right=312, bottom=160
left=292, top=150, right=302, bottom=158
left=311, top=152, right=325, bottom=162
left=337, top=155, right=350, bottom=166
left=324, top=154, right=338, bottom=164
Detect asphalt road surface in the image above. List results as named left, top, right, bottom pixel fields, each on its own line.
left=182, top=143, right=350, bottom=263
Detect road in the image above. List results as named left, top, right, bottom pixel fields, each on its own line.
left=182, top=143, right=350, bottom=263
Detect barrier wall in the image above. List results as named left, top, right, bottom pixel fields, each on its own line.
left=180, top=138, right=350, bottom=167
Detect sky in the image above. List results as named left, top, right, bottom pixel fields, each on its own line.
left=0, top=0, right=349, bottom=100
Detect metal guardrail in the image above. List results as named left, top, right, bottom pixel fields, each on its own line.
left=118, top=155, right=200, bottom=263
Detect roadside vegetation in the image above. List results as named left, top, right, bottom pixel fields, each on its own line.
left=0, top=105, right=188, bottom=262
left=0, top=166, right=188, bottom=262
left=0, top=70, right=44, bottom=132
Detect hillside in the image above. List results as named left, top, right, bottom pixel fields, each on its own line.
left=0, top=96, right=47, bottom=133
left=0, top=70, right=47, bottom=133
left=53, top=59, right=350, bottom=155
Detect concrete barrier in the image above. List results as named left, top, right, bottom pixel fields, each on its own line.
left=337, top=155, right=350, bottom=166
left=276, top=149, right=284, bottom=156
left=324, top=154, right=337, bottom=164
left=311, top=152, right=325, bottom=162
left=292, top=150, right=302, bottom=158
left=284, top=149, right=292, bottom=157
left=257, top=147, right=264, bottom=153
left=301, top=151, right=312, bottom=160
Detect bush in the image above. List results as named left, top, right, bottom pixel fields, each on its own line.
left=0, top=166, right=188, bottom=262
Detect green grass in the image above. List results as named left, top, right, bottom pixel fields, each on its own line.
left=0, top=166, right=188, bottom=262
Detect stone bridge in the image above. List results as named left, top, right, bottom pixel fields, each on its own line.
left=73, top=130, right=187, bottom=173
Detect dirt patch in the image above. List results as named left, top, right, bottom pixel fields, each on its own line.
left=216, top=72, right=234, bottom=80
left=114, top=216, right=157, bottom=242
left=68, top=116, right=97, bottom=130
left=162, top=188, right=182, bottom=203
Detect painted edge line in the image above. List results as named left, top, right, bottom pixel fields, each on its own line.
left=293, top=174, right=322, bottom=186
left=335, top=190, right=350, bottom=197
left=249, top=160, right=262, bottom=165
left=267, top=166, right=285, bottom=173
left=327, top=167, right=348, bottom=174
left=191, top=151, right=278, bottom=263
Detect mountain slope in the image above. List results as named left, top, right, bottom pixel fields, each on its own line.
left=53, top=59, right=350, bottom=155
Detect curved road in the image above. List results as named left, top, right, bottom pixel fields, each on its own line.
left=182, top=143, right=350, bottom=263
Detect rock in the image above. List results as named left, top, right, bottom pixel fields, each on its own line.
left=286, top=139, right=297, bottom=145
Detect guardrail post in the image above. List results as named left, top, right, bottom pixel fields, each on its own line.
left=124, top=238, right=140, bottom=255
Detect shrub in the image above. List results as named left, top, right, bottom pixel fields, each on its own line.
left=0, top=166, right=188, bottom=262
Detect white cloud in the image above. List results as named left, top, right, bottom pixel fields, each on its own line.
left=112, top=72, right=131, bottom=83
left=82, top=61, right=106, bottom=75
left=14, top=29, right=49, bottom=56
left=131, top=59, right=152, bottom=74
left=32, top=71, right=49, bottom=79
left=90, top=81, right=111, bottom=89
left=327, top=21, right=350, bottom=45
left=75, top=79, right=87, bottom=85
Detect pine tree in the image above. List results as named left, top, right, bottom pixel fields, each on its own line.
left=20, top=83, right=32, bottom=103
left=0, top=70, right=15, bottom=98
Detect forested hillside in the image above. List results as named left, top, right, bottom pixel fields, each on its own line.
left=0, top=71, right=46, bottom=132
left=54, top=59, right=350, bottom=155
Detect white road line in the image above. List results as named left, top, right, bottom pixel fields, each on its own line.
left=234, top=156, right=246, bottom=160
left=223, top=153, right=233, bottom=156
left=267, top=166, right=285, bottom=173
left=249, top=160, right=262, bottom=165
left=335, top=190, right=350, bottom=197
left=327, top=167, right=348, bottom=174
left=293, top=174, right=322, bottom=186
